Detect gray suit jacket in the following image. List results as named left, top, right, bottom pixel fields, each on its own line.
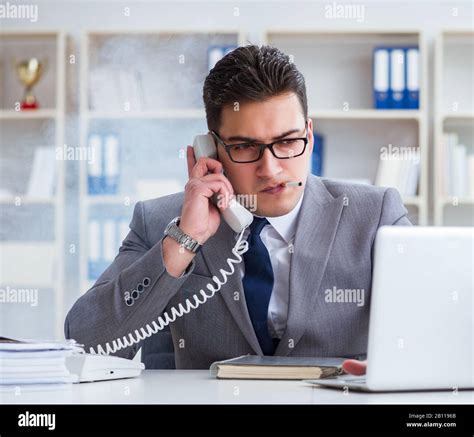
left=65, top=175, right=411, bottom=368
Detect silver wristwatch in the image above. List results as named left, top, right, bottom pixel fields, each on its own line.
left=164, top=216, right=202, bottom=253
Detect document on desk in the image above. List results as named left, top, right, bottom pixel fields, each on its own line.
left=210, top=355, right=345, bottom=380
left=0, top=336, right=83, bottom=386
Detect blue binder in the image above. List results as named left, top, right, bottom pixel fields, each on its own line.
left=405, top=47, right=419, bottom=109
left=373, top=47, right=390, bottom=109
left=311, top=132, right=324, bottom=176
left=390, top=48, right=406, bottom=109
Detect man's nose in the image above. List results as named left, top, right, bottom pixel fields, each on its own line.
left=255, top=147, right=283, bottom=178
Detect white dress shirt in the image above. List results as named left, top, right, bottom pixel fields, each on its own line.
left=236, top=193, right=304, bottom=339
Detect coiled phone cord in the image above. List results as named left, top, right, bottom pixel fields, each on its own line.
left=89, top=227, right=249, bottom=355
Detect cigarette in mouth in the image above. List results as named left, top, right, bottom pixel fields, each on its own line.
left=284, top=181, right=303, bottom=187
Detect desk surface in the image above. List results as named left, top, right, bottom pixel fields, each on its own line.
left=2, top=371, right=473, bottom=404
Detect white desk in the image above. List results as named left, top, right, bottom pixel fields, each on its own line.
left=1, top=370, right=473, bottom=404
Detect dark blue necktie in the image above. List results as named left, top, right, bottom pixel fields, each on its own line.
left=243, top=217, right=277, bottom=355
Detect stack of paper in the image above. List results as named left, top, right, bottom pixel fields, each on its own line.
left=0, top=337, right=83, bottom=387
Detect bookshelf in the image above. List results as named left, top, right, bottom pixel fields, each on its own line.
left=0, top=31, right=66, bottom=339
left=79, top=30, right=244, bottom=293
left=264, top=30, right=428, bottom=225
left=434, top=30, right=474, bottom=226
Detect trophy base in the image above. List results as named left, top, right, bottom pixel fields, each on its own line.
left=21, top=101, right=39, bottom=110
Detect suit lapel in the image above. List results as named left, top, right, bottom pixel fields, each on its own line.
left=200, top=219, right=263, bottom=355
left=275, top=176, right=346, bottom=356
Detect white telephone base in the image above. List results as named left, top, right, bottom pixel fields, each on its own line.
left=65, top=353, right=145, bottom=383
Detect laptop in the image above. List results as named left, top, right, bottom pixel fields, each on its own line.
left=307, top=226, right=473, bottom=392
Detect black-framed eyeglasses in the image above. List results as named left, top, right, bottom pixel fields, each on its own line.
left=211, top=121, right=309, bottom=164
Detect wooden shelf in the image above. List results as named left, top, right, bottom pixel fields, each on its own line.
left=0, top=196, right=57, bottom=205
left=86, top=109, right=204, bottom=120
left=0, top=109, right=58, bottom=120
left=309, top=109, right=422, bottom=120
left=441, top=112, right=474, bottom=121
left=403, top=196, right=423, bottom=206
left=439, top=197, right=474, bottom=206
left=87, top=195, right=135, bottom=205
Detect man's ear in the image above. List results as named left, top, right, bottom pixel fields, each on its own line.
left=307, top=118, right=314, bottom=155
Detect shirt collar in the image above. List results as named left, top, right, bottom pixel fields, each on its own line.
left=253, top=192, right=304, bottom=244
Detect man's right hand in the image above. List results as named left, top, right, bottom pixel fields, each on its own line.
left=178, top=145, right=234, bottom=244
left=162, top=145, right=234, bottom=278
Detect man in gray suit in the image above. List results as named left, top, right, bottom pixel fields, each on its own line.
left=65, top=45, right=411, bottom=371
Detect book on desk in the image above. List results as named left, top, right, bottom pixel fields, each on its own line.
left=210, top=355, right=345, bottom=380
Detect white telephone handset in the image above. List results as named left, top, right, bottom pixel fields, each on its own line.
left=88, top=135, right=252, bottom=355
left=193, top=134, right=254, bottom=233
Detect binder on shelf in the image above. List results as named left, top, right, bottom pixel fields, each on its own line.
left=311, top=132, right=324, bottom=177
left=103, top=134, right=120, bottom=195
left=373, top=47, right=390, bottom=109
left=87, top=134, right=103, bottom=195
left=87, top=133, right=120, bottom=196
left=373, top=46, right=420, bottom=110
left=87, top=218, right=130, bottom=281
left=87, top=220, right=105, bottom=281
left=406, top=47, right=420, bottom=109
left=389, top=48, right=406, bottom=109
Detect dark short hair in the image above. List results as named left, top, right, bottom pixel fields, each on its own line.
left=203, top=44, right=308, bottom=133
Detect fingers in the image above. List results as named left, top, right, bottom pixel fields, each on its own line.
left=200, top=173, right=234, bottom=198
left=188, top=153, right=223, bottom=179
left=185, top=177, right=232, bottom=208
left=200, top=180, right=233, bottom=210
left=342, top=359, right=367, bottom=376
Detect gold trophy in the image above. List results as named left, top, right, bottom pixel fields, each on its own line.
left=15, top=58, right=45, bottom=110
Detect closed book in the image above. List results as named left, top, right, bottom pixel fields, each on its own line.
left=209, top=355, right=344, bottom=380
